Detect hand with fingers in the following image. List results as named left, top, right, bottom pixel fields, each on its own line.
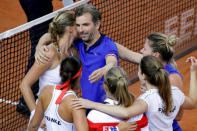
left=72, top=98, right=95, bottom=109
left=117, top=121, right=137, bottom=131
left=186, top=56, right=197, bottom=71
left=35, top=33, right=52, bottom=64
left=89, top=67, right=105, bottom=83
left=40, top=118, right=47, bottom=131
left=35, top=45, right=51, bottom=65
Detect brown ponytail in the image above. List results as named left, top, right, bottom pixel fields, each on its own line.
left=140, top=55, right=172, bottom=115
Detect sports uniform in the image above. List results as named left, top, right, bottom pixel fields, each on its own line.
left=138, top=86, right=185, bottom=131
left=44, top=89, right=77, bottom=131
left=38, top=64, right=62, bottom=96
left=74, top=34, right=119, bottom=103
left=87, top=98, right=149, bottom=131
left=164, top=62, right=183, bottom=131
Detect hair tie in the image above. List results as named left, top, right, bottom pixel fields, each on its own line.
left=72, top=66, right=82, bottom=79
left=55, top=66, right=82, bottom=104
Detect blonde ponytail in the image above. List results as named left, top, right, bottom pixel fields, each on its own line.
left=104, top=67, right=135, bottom=107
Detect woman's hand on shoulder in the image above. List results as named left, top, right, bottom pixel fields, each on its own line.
left=35, top=33, right=53, bottom=65
left=71, top=98, right=95, bottom=109
left=36, top=44, right=58, bottom=66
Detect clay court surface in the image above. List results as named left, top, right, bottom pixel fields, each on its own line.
left=0, top=0, right=196, bottom=130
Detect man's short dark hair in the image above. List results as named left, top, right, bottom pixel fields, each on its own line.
left=75, top=4, right=101, bottom=24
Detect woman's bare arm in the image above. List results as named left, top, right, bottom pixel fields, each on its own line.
left=72, top=98, right=147, bottom=119
left=67, top=95, right=89, bottom=131
left=28, top=85, right=53, bottom=131
left=19, top=46, right=56, bottom=111
left=115, top=43, right=142, bottom=64
left=28, top=93, right=45, bottom=131
left=19, top=61, right=50, bottom=111
left=72, top=108, right=89, bottom=131
left=89, top=54, right=117, bottom=83
left=181, top=57, right=197, bottom=109
left=169, top=74, right=183, bottom=91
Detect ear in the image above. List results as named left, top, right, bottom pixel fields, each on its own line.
left=95, top=20, right=101, bottom=30
left=66, top=26, right=73, bottom=33
left=153, top=52, right=160, bottom=58
left=103, top=83, right=108, bottom=92
left=142, top=73, right=146, bottom=80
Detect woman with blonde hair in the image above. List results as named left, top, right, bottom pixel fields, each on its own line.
left=87, top=67, right=148, bottom=130
left=19, top=10, right=78, bottom=130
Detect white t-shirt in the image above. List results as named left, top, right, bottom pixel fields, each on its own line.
left=44, top=89, right=77, bottom=131
left=138, top=86, right=185, bottom=131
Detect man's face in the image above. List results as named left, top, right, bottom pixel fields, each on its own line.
left=140, top=39, right=153, bottom=56
left=76, top=13, right=98, bottom=43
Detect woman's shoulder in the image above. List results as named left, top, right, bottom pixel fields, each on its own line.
left=58, top=91, right=77, bottom=111
left=39, top=85, right=54, bottom=99
left=169, top=73, right=183, bottom=90
left=62, top=92, right=77, bottom=102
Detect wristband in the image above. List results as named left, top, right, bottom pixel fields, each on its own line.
left=29, top=109, right=35, bottom=121
left=31, top=109, right=35, bottom=115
